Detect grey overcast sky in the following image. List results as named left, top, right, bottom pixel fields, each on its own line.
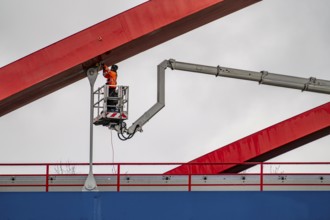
left=0, top=1, right=329, bottom=171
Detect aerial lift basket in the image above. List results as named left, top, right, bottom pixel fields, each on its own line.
left=93, top=85, right=129, bottom=127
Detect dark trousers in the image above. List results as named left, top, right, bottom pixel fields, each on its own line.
left=107, top=88, right=118, bottom=112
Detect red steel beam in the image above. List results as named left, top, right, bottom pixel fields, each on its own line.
left=166, top=102, right=330, bottom=175
left=0, top=0, right=260, bottom=117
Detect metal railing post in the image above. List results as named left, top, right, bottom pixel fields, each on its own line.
left=45, top=164, right=49, bottom=192
left=117, top=164, right=121, bottom=192
left=188, top=164, right=192, bottom=192
left=188, top=174, right=192, bottom=192
left=260, top=162, right=264, bottom=191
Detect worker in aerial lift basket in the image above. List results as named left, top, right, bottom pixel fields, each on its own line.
left=102, top=64, right=118, bottom=112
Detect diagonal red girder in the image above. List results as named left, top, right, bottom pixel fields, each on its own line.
left=166, top=102, right=330, bottom=175
left=0, top=0, right=260, bottom=117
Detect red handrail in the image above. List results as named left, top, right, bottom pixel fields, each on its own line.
left=0, top=162, right=329, bottom=192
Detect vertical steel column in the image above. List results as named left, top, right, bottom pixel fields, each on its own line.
left=83, top=68, right=99, bottom=191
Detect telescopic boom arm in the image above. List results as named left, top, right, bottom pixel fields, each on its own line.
left=170, top=60, right=330, bottom=94
left=123, top=59, right=330, bottom=136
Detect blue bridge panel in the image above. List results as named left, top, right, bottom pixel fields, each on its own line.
left=1, top=191, right=330, bottom=220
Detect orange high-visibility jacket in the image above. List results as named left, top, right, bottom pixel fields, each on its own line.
left=103, top=65, right=117, bottom=88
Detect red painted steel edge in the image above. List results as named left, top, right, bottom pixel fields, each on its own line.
left=166, top=102, right=330, bottom=175
left=0, top=0, right=260, bottom=116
